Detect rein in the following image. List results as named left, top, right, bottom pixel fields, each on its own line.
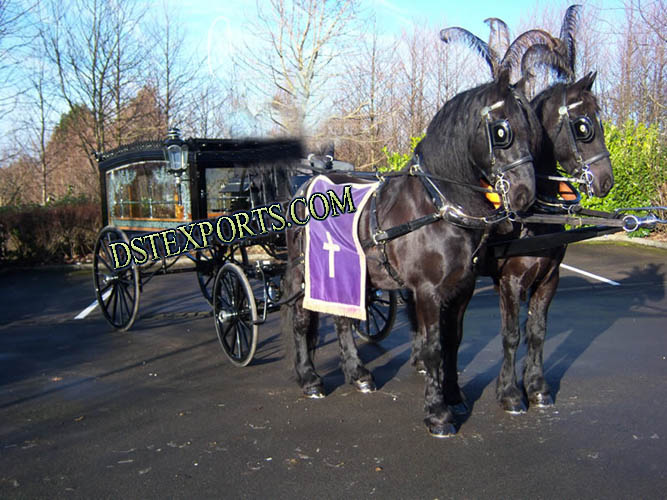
left=490, top=205, right=667, bottom=258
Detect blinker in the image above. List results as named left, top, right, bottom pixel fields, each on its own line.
left=571, top=116, right=594, bottom=143
left=489, top=119, right=513, bottom=149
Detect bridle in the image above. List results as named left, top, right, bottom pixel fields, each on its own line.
left=477, top=93, right=534, bottom=212
left=555, top=90, right=610, bottom=197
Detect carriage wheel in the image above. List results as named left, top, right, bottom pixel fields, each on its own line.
left=93, top=226, right=140, bottom=331
left=196, top=244, right=249, bottom=305
left=353, top=289, right=398, bottom=343
left=213, top=262, right=258, bottom=367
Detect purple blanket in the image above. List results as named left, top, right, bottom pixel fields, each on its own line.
left=303, top=176, right=379, bottom=320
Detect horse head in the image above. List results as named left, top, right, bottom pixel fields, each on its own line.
left=535, top=72, right=614, bottom=198
left=466, top=68, right=537, bottom=213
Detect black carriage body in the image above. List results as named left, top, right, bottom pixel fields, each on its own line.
left=97, top=137, right=304, bottom=233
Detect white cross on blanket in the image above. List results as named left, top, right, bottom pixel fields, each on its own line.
left=322, top=231, right=340, bottom=278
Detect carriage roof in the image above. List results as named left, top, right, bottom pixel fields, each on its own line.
left=96, top=137, right=304, bottom=173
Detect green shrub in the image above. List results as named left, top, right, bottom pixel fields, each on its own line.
left=380, top=135, right=424, bottom=172
left=579, top=120, right=666, bottom=236
left=581, top=121, right=665, bottom=210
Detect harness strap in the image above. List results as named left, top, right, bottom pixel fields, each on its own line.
left=365, top=185, right=406, bottom=287
left=492, top=155, right=534, bottom=176
left=490, top=225, right=622, bottom=258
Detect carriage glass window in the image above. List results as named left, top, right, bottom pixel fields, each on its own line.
left=106, top=161, right=191, bottom=229
left=205, top=167, right=251, bottom=217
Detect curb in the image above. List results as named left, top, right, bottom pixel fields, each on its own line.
left=2, top=235, right=665, bottom=275
left=584, top=232, right=667, bottom=250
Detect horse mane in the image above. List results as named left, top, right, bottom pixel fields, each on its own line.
left=415, top=79, right=516, bottom=212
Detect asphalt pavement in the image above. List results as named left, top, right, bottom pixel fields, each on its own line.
left=1, top=241, right=666, bottom=498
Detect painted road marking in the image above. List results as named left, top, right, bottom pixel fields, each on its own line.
left=560, top=263, right=621, bottom=286
left=75, top=290, right=112, bottom=320
left=74, top=265, right=618, bottom=319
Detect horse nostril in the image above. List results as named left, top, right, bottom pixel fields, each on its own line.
left=602, top=177, right=613, bottom=195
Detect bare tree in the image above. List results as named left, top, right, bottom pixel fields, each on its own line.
left=0, top=0, right=35, bottom=116
left=145, top=0, right=200, bottom=133
left=110, top=0, right=148, bottom=144
left=613, top=0, right=665, bottom=127
left=40, top=0, right=146, bottom=169
left=239, top=0, right=359, bottom=137
left=27, top=63, right=58, bottom=204
left=324, top=20, right=400, bottom=169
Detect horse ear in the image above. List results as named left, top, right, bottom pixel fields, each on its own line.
left=569, top=71, right=596, bottom=96
left=496, top=67, right=511, bottom=93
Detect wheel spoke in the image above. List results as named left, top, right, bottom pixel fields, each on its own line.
left=371, top=310, right=381, bottom=334
left=101, top=237, right=116, bottom=267
left=119, top=282, right=134, bottom=310
left=370, top=304, right=389, bottom=323
left=230, top=326, right=240, bottom=358
left=222, top=320, right=235, bottom=345
left=235, top=329, right=243, bottom=359
left=104, top=285, right=115, bottom=310
left=118, top=285, right=128, bottom=325
left=239, top=324, right=250, bottom=357
left=222, top=276, right=235, bottom=309
left=96, top=252, right=113, bottom=272
left=97, top=280, right=113, bottom=294
left=235, top=277, right=245, bottom=306
left=111, top=285, right=119, bottom=324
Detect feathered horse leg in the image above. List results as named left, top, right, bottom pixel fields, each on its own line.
left=334, top=316, right=376, bottom=393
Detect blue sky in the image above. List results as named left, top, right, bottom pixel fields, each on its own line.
left=178, top=0, right=625, bottom=52
left=177, top=0, right=627, bottom=81
left=182, top=0, right=538, bottom=57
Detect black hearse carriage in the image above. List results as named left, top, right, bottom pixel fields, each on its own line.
left=93, top=130, right=396, bottom=366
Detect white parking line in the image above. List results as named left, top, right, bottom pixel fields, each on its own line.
left=560, top=263, right=621, bottom=286
left=75, top=290, right=111, bottom=320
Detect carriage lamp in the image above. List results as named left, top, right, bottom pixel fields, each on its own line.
left=164, top=127, right=189, bottom=206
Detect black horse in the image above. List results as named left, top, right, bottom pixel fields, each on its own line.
left=410, top=72, right=614, bottom=414
left=281, top=70, right=539, bottom=437
left=482, top=71, right=614, bottom=412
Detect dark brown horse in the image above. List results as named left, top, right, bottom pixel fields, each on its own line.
left=483, top=72, right=614, bottom=413
left=281, top=70, right=539, bottom=437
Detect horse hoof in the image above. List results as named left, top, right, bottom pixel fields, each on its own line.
left=530, top=393, right=554, bottom=407
left=353, top=379, right=376, bottom=393
left=501, top=399, right=527, bottom=415
left=427, top=423, right=457, bottom=438
left=414, top=360, right=426, bottom=375
left=304, top=386, right=325, bottom=399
